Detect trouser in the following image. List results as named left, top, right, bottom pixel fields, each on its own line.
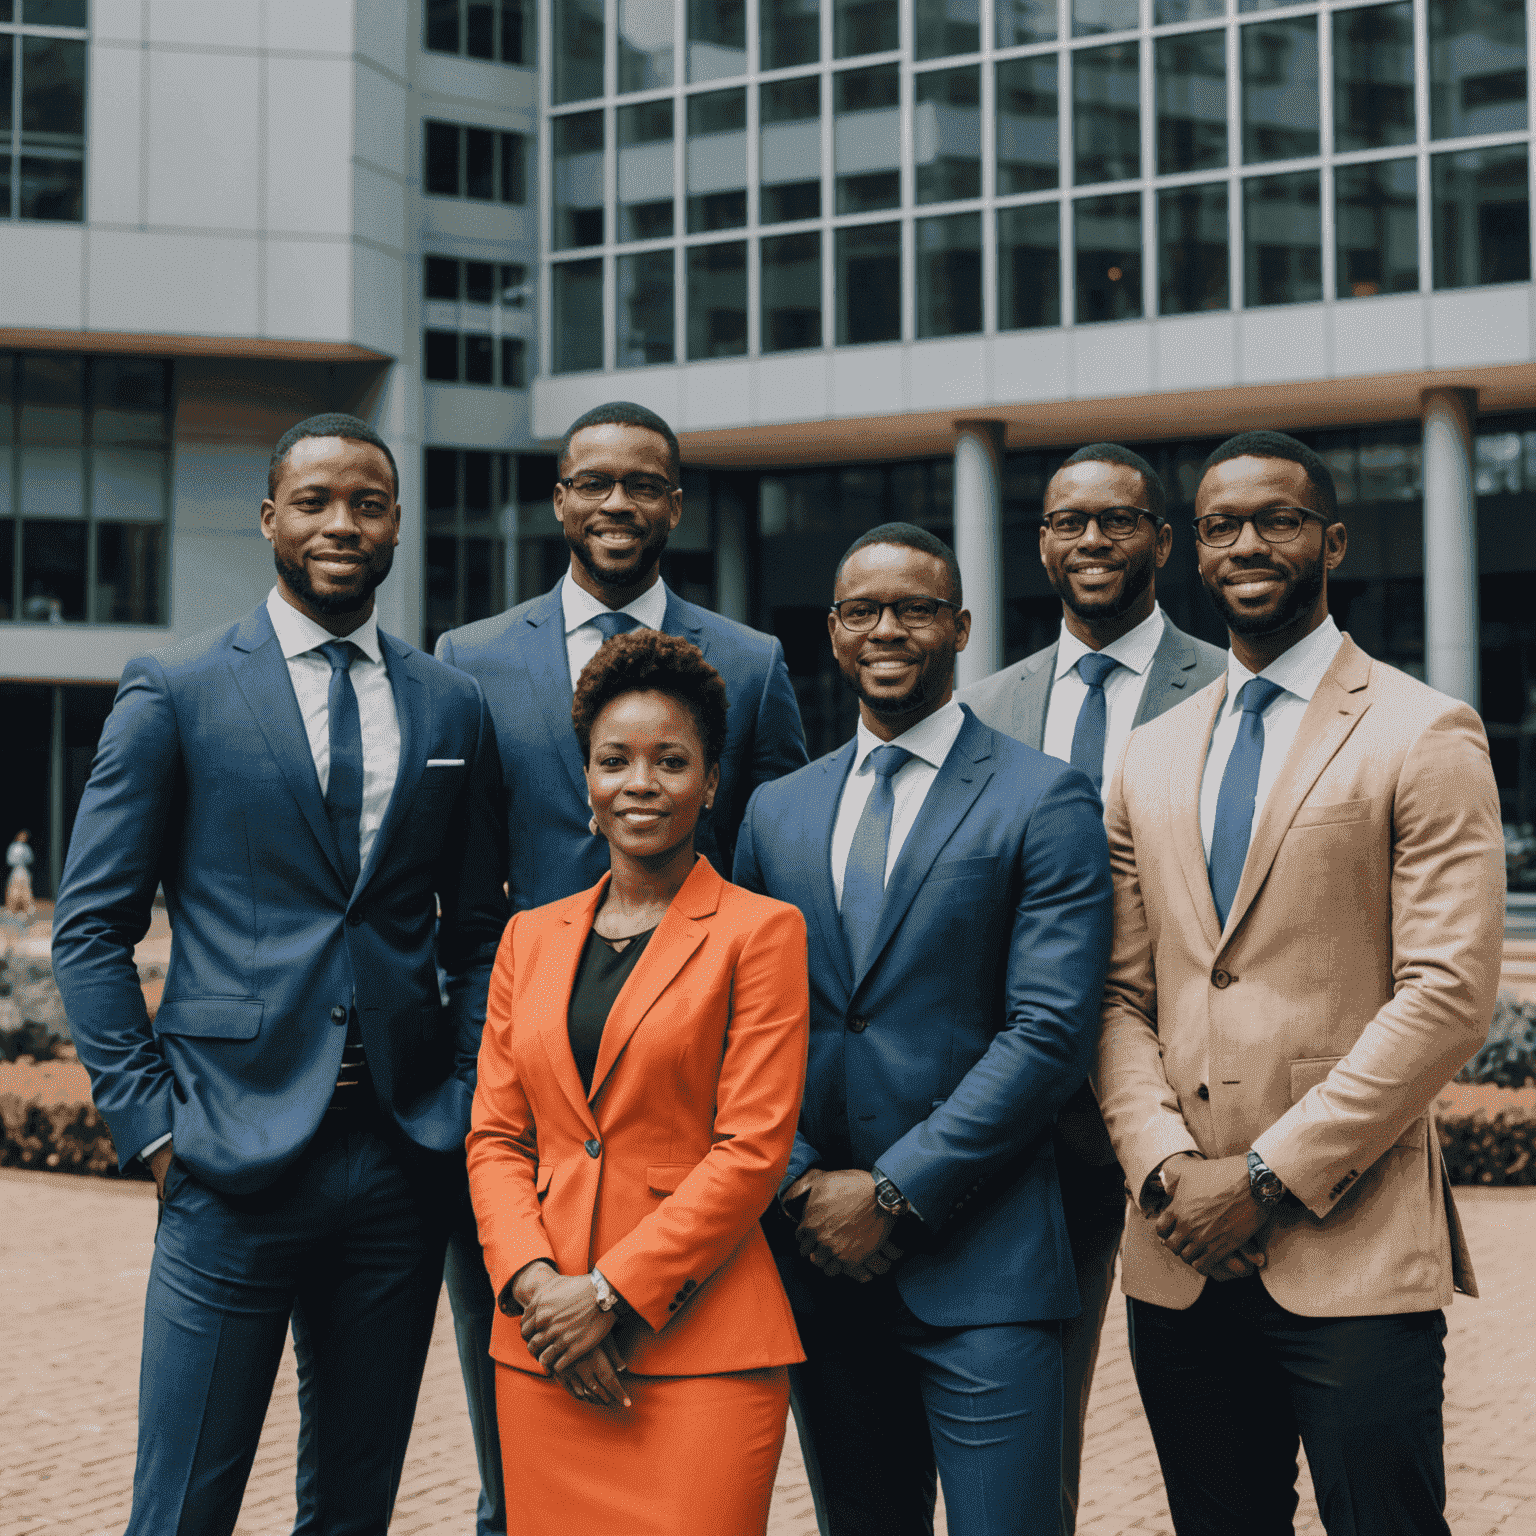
left=129, top=1109, right=450, bottom=1536
left=1127, top=1276, right=1451, bottom=1536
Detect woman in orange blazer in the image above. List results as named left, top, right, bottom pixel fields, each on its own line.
left=467, top=630, right=809, bottom=1535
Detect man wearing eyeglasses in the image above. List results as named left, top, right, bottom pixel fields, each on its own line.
left=1095, top=431, right=1503, bottom=1535
left=434, top=400, right=806, bottom=1535
left=958, top=440, right=1222, bottom=1535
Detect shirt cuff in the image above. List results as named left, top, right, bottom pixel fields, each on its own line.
left=138, top=1133, right=172, bottom=1164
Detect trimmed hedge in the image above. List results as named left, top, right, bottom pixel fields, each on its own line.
left=1457, top=995, right=1536, bottom=1092
left=0, top=1093, right=146, bottom=1179
left=1437, top=1109, right=1536, bottom=1187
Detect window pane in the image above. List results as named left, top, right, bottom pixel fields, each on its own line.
left=916, top=212, right=982, bottom=337
left=689, top=0, right=745, bottom=80
left=93, top=359, right=170, bottom=445
left=619, top=99, right=675, bottom=239
left=835, top=0, right=898, bottom=58
left=426, top=534, right=459, bottom=641
left=1337, top=158, right=1418, bottom=297
left=501, top=132, right=527, bottom=203
left=425, top=255, right=460, bottom=300
left=466, top=261, right=495, bottom=303
left=836, top=221, right=901, bottom=343
left=20, top=354, right=82, bottom=443
left=617, top=249, right=676, bottom=364
left=996, top=0, right=1055, bottom=46
left=24, top=1, right=88, bottom=22
left=467, top=1, right=496, bottom=56
left=0, top=167, right=10, bottom=222
left=999, top=203, right=1061, bottom=328
left=464, top=335, right=495, bottom=383
left=553, top=111, right=605, bottom=248
left=915, top=66, right=980, bottom=205
left=1156, top=31, right=1226, bottom=175
left=1074, top=43, right=1140, bottom=185
left=425, top=121, right=460, bottom=195
left=835, top=65, right=901, bottom=212
left=1334, top=3, right=1415, bottom=151
left=997, top=57, right=1059, bottom=193
left=916, top=0, right=979, bottom=61
left=425, top=330, right=461, bottom=380
left=1, top=38, right=11, bottom=136
left=95, top=524, right=164, bottom=625
left=1242, top=19, right=1319, bottom=163
left=761, top=76, right=821, bottom=223
left=762, top=0, right=821, bottom=70
left=1429, top=0, right=1527, bottom=140
left=464, top=453, right=493, bottom=518
left=687, top=89, right=747, bottom=232
left=92, top=449, right=167, bottom=521
left=1243, top=169, right=1321, bottom=305
left=1073, top=0, right=1137, bottom=37
left=0, top=520, right=12, bottom=620
left=20, top=447, right=83, bottom=516
left=426, top=0, right=461, bottom=52
left=618, top=0, right=674, bottom=91
left=1154, top=0, right=1221, bottom=22
left=762, top=231, right=823, bottom=351
left=553, top=259, right=604, bottom=372
left=464, top=535, right=503, bottom=622
left=466, top=127, right=495, bottom=198
left=500, top=263, right=529, bottom=304
left=500, top=337, right=527, bottom=386
left=686, top=241, right=748, bottom=358
left=20, top=37, right=85, bottom=148
left=501, top=0, right=532, bottom=64
left=426, top=448, right=458, bottom=515
left=21, top=519, right=86, bottom=621
left=1159, top=182, right=1228, bottom=313
left=1432, top=143, right=1531, bottom=288
left=1075, top=191, right=1142, bottom=321
left=553, top=0, right=605, bottom=103
left=19, top=155, right=82, bottom=221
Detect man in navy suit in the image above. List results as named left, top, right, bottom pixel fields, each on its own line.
left=734, top=523, right=1113, bottom=1536
left=434, top=399, right=806, bottom=1532
left=52, top=414, right=507, bottom=1536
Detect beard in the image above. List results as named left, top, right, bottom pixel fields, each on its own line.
left=1051, top=552, right=1155, bottom=621
left=567, top=520, right=671, bottom=591
left=1207, top=555, right=1326, bottom=637
left=274, top=545, right=394, bottom=617
left=847, top=644, right=956, bottom=723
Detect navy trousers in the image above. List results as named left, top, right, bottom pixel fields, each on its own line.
left=129, top=1111, right=450, bottom=1536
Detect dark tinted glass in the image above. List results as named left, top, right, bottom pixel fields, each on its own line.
left=467, top=1, right=496, bottom=57
left=500, top=263, right=528, bottom=303
left=465, top=262, right=495, bottom=303
left=835, top=65, right=901, bottom=212
left=502, top=0, right=531, bottom=64
left=21, top=37, right=85, bottom=145
left=1154, top=0, right=1221, bottom=21
left=463, top=452, right=493, bottom=514
left=500, top=337, right=526, bottom=387
left=835, top=0, right=898, bottom=58
left=553, top=260, right=604, bottom=372
left=465, top=128, right=495, bottom=198
left=837, top=221, right=901, bottom=343
left=998, top=203, right=1060, bottom=329
left=617, top=249, right=676, bottom=365
left=1156, top=31, right=1227, bottom=174
left=501, top=132, right=526, bottom=203
left=553, top=111, right=605, bottom=248
left=1333, top=3, right=1416, bottom=151
left=426, top=0, right=461, bottom=52
left=464, top=336, right=494, bottom=384
left=0, top=521, right=13, bottom=622
left=426, top=536, right=458, bottom=638
left=95, top=524, right=165, bottom=625
left=687, top=89, right=747, bottom=233
left=20, top=354, right=82, bottom=442
left=553, top=0, right=605, bottom=102
left=1432, top=143, right=1531, bottom=288
left=19, top=156, right=82, bottom=221
left=24, top=0, right=88, bottom=21
left=1, top=37, right=11, bottom=135
left=1429, top=0, right=1527, bottom=139
left=997, top=57, right=1058, bottom=192
left=618, top=100, right=674, bottom=240
left=762, top=0, right=820, bottom=69
left=1336, top=158, right=1418, bottom=297
left=686, top=241, right=748, bottom=359
left=426, top=448, right=458, bottom=513
left=916, top=0, right=979, bottom=60
left=1243, top=170, right=1321, bottom=305
left=1242, top=19, right=1319, bottom=163
left=915, top=67, right=980, bottom=204
left=996, top=0, right=1055, bottom=44
left=1073, top=0, right=1137, bottom=37
left=425, top=121, right=460, bottom=195
left=425, top=256, right=460, bottom=300
left=1075, top=192, right=1142, bottom=321
left=689, top=0, right=746, bottom=80
left=1074, top=43, right=1140, bottom=186
left=916, top=212, right=982, bottom=337
left=1159, top=183, right=1228, bottom=314
left=762, top=231, right=822, bottom=351
left=22, top=518, right=86, bottom=621
left=425, top=330, right=461, bottom=381
left=761, top=76, right=821, bottom=224
left=92, top=359, right=170, bottom=444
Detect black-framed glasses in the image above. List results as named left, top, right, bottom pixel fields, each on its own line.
left=830, top=596, right=961, bottom=633
left=1193, top=507, right=1329, bottom=548
left=1041, top=507, right=1159, bottom=541
left=558, top=472, right=678, bottom=505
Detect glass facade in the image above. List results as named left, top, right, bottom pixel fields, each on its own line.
left=424, top=449, right=518, bottom=655
left=1, top=3, right=87, bottom=222
left=543, top=0, right=1532, bottom=371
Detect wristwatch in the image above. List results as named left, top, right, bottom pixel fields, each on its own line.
left=1247, top=1150, right=1285, bottom=1211
left=873, top=1176, right=910, bottom=1219
left=589, top=1267, right=619, bottom=1313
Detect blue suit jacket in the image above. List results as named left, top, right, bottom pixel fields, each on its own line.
left=436, top=580, right=807, bottom=910
left=51, top=604, right=509, bottom=1195
left=733, top=706, right=1112, bottom=1328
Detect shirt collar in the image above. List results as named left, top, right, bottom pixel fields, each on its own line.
left=1054, top=603, right=1166, bottom=682
left=561, top=570, right=669, bottom=636
left=1222, top=613, right=1343, bottom=713
left=265, top=587, right=383, bottom=664
left=853, top=698, right=965, bottom=775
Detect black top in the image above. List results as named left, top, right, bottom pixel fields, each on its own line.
left=567, top=926, right=656, bottom=1093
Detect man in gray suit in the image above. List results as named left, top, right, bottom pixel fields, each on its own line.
left=958, top=442, right=1224, bottom=1535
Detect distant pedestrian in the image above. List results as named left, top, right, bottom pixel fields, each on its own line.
left=5, top=830, right=36, bottom=920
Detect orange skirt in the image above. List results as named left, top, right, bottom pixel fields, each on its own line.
left=495, top=1362, right=789, bottom=1535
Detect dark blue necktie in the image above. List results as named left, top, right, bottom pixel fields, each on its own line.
left=319, top=640, right=364, bottom=890
left=840, top=744, right=913, bottom=973
left=589, top=611, right=641, bottom=643
left=1207, top=677, right=1286, bottom=928
left=1069, top=652, right=1122, bottom=793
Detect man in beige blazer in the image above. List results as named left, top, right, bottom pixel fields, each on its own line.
left=1096, top=430, right=1504, bottom=1536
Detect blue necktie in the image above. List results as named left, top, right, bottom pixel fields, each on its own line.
left=319, top=640, right=364, bottom=890
left=1207, top=677, right=1286, bottom=928
left=840, top=744, right=913, bottom=973
left=589, top=611, right=641, bottom=643
left=1070, top=652, right=1122, bottom=794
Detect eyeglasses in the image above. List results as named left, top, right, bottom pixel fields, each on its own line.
left=1041, top=508, right=1158, bottom=541
left=1193, top=507, right=1329, bottom=548
left=830, top=597, right=960, bottom=633
left=559, top=472, right=678, bottom=506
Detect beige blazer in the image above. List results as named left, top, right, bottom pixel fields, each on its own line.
left=1096, top=635, right=1505, bottom=1317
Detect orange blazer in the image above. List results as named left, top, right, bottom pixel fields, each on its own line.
left=467, top=855, right=809, bottom=1377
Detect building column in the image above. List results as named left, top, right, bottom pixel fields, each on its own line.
left=1421, top=387, right=1479, bottom=709
left=952, top=420, right=1006, bottom=691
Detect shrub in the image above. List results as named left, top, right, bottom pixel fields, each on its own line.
left=0, top=1093, right=146, bottom=1179
left=1437, top=1109, right=1536, bottom=1186
left=1456, top=994, right=1536, bottom=1091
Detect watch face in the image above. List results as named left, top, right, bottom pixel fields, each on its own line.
left=1257, top=1172, right=1283, bottom=1204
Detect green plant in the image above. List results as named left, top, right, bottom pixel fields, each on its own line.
left=1455, top=994, right=1536, bottom=1091
left=1437, top=1109, right=1536, bottom=1186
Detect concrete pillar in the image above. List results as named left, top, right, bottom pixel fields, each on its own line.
left=1421, top=387, right=1479, bottom=709
left=952, top=420, right=1006, bottom=690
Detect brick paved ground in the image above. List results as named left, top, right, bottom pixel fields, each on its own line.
left=2, top=1169, right=1531, bottom=1536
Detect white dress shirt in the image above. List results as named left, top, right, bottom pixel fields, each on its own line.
left=1198, top=615, right=1344, bottom=860
left=1041, top=604, right=1166, bottom=785
left=830, top=700, right=966, bottom=907
left=561, top=571, right=670, bottom=690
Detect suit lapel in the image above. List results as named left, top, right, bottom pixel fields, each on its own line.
left=1170, top=677, right=1227, bottom=953
left=539, top=881, right=606, bottom=1130
left=1013, top=647, right=1054, bottom=749
left=354, top=633, right=425, bottom=901
left=1134, top=623, right=1199, bottom=730
left=811, top=742, right=858, bottom=1001
left=522, top=585, right=590, bottom=805
left=661, top=584, right=710, bottom=663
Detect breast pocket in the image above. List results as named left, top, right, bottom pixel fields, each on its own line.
left=924, top=855, right=995, bottom=885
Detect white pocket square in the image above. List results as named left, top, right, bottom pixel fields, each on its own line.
left=426, top=758, right=466, bottom=767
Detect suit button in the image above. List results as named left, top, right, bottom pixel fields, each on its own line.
left=848, top=1016, right=868, bottom=1033
left=584, top=1139, right=601, bottom=1158
left=347, top=908, right=364, bottom=927
left=330, top=1006, right=348, bottom=1024
left=1197, top=1084, right=1210, bottom=1100
left=1211, top=969, right=1231, bottom=989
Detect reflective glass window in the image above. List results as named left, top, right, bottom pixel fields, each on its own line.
left=1074, top=43, right=1141, bottom=186
left=19, top=354, right=82, bottom=444
left=689, top=0, right=746, bottom=81
left=1073, top=0, right=1137, bottom=38
left=22, top=518, right=85, bottom=621
left=998, top=204, right=1061, bottom=328
left=1154, top=0, right=1221, bottom=23
left=1429, top=0, right=1527, bottom=140
left=553, top=0, right=605, bottom=102
left=1075, top=193, right=1142, bottom=320
left=426, top=258, right=460, bottom=301
left=762, top=0, right=821, bottom=69
left=466, top=128, right=495, bottom=198
left=916, top=0, right=979, bottom=61
left=95, top=523, right=164, bottom=625
left=761, top=76, right=822, bottom=224
left=618, top=0, right=673, bottom=91
left=553, top=259, right=604, bottom=372
left=1336, top=158, right=1418, bottom=297
left=915, top=66, right=980, bottom=204
left=18, top=156, right=81, bottom=221
left=25, top=2, right=89, bottom=22
left=687, top=241, right=749, bottom=357
left=687, top=88, right=748, bottom=232
left=996, top=0, right=1056, bottom=46
left=997, top=56, right=1059, bottom=193
left=553, top=111, right=605, bottom=248
left=1242, top=19, right=1319, bottom=164
left=836, top=221, right=902, bottom=342
left=1432, top=143, right=1531, bottom=288
left=617, top=250, right=676, bottom=364
left=835, top=65, right=901, bottom=212
left=1158, top=182, right=1228, bottom=313
left=501, top=337, right=526, bottom=386
left=619, top=100, right=675, bottom=240
left=1156, top=31, right=1227, bottom=175
left=1243, top=169, right=1321, bottom=304
left=916, top=212, right=982, bottom=336
left=425, top=121, right=460, bottom=195
left=464, top=335, right=495, bottom=384
left=425, top=330, right=459, bottom=379
left=762, top=231, right=823, bottom=351
left=835, top=0, right=898, bottom=58
left=20, top=36, right=84, bottom=147
left=1333, top=3, right=1416, bottom=152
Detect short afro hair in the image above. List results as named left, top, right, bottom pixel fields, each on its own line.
left=559, top=401, right=682, bottom=485
left=1057, top=443, right=1167, bottom=522
left=835, top=521, right=963, bottom=605
left=269, top=413, right=398, bottom=499
left=572, top=629, right=729, bottom=768
left=1201, top=431, right=1339, bottom=523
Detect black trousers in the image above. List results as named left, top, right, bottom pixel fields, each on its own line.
left=1127, top=1276, right=1451, bottom=1536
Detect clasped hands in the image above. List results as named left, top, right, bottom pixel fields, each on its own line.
left=505, top=1261, right=631, bottom=1408
left=785, top=1168, right=904, bottom=1283
left=1150, top=1152, right=1270, bottom=1281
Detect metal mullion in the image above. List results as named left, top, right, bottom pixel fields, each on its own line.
left=538, top=0, right=554, bottom=377
left=981, top=41, right=999, bottom=332
left=11, top=356, right=21, bottom=619
left=821, top=31, right=837, bottom=348
left=1227, top=14, right=1242, bottom=309
left=673, top=59, right=687, bottom=363
left=1139, top=27, right=1155, bottom=322
left=83, top=357, right=96, bottom=624
left=745, top=40, right=762, bottom=356
left=1317, top=2, right=1335, bottom=301
left=10, top=34, right=19, bottom=222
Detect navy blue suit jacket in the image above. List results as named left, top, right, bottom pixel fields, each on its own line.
left=733, top=707, right=1112, bottom=1328
left=52, top=604, right=509, bottom=1195
left=436, top=580, right=807, bottom=910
